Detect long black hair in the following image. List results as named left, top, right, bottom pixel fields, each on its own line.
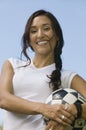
left=21, top=9, right=64, bottom=91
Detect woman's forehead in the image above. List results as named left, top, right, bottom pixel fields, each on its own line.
left=31, top=15, right=51, bottom=26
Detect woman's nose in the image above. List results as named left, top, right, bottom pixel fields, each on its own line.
left=37, top=29, right=44, bottom=38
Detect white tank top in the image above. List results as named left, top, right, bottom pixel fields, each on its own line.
left=3, top=58, right=76, bottom=130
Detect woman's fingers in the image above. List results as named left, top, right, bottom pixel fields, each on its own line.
left=43, top=103, right=75, bottom=126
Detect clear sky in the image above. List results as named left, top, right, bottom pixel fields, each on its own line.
left=0, top=0, right=86, bottom=125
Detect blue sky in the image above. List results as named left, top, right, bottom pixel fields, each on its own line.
left=0, top=0, right=86, bottom=125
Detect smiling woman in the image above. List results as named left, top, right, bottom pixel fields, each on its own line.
left=29, top=15, right=58, bottom=65
left=0, top=9, right=86, bottom=130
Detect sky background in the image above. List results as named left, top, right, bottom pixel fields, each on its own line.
left=0, top=0, right=86, bottom=125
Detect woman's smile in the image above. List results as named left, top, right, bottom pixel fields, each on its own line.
left=37, top=40, right=48, bottom=45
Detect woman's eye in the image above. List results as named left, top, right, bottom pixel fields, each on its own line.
left=44, top=27, right=50, bottom=31
left=30, top=30, right=37, bottom=33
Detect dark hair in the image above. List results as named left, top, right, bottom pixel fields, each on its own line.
left=22, top=9, right=64, bottom=91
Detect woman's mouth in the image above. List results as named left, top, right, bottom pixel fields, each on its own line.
left=37, top=41, right=48, bottom=45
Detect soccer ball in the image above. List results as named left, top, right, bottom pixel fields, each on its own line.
left=44, top=88, right=86, bottom=130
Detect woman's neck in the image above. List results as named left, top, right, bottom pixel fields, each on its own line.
left=33, top=55, right=55, bottom=68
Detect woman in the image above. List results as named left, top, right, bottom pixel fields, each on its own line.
left=0, top=9, right=86, bottom=130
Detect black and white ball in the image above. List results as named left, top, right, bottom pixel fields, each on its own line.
left=44, top=88, right=86, bottom=130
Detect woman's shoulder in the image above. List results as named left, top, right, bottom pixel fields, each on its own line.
left=61, top=69, right=77, bottom=76
left=61, top=69, right=77, bottom=81
left=61, top=69, right=77, bottom=88
left=7, top=57, right=28, bottom=69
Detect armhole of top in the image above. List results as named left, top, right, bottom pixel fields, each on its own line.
left=61, top=70, right=77, bottom=88
left=7, top=57, right=15, bottom=70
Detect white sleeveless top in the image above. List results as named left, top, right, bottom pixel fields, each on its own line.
left=3, top=58, right=76, bottom=130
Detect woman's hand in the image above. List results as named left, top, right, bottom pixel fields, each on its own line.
left=44, top=104, right=77, bottom=130
left=42, top=103, right=75, bottom=126
left=68, top=104, right=77, bottom=118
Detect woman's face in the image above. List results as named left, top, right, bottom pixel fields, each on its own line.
left=29, top=15, right=58, bottom=56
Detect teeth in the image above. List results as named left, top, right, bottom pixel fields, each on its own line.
left=38, top=41, right=47, bottom=45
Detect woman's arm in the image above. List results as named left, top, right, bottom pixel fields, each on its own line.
left=0, top=60, right=45, bottom=115
left=71, top=74, right=86, bottom=98
left=70, top=75, right=86, bottom=119
left=0, top=60, right=74, bottom=126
